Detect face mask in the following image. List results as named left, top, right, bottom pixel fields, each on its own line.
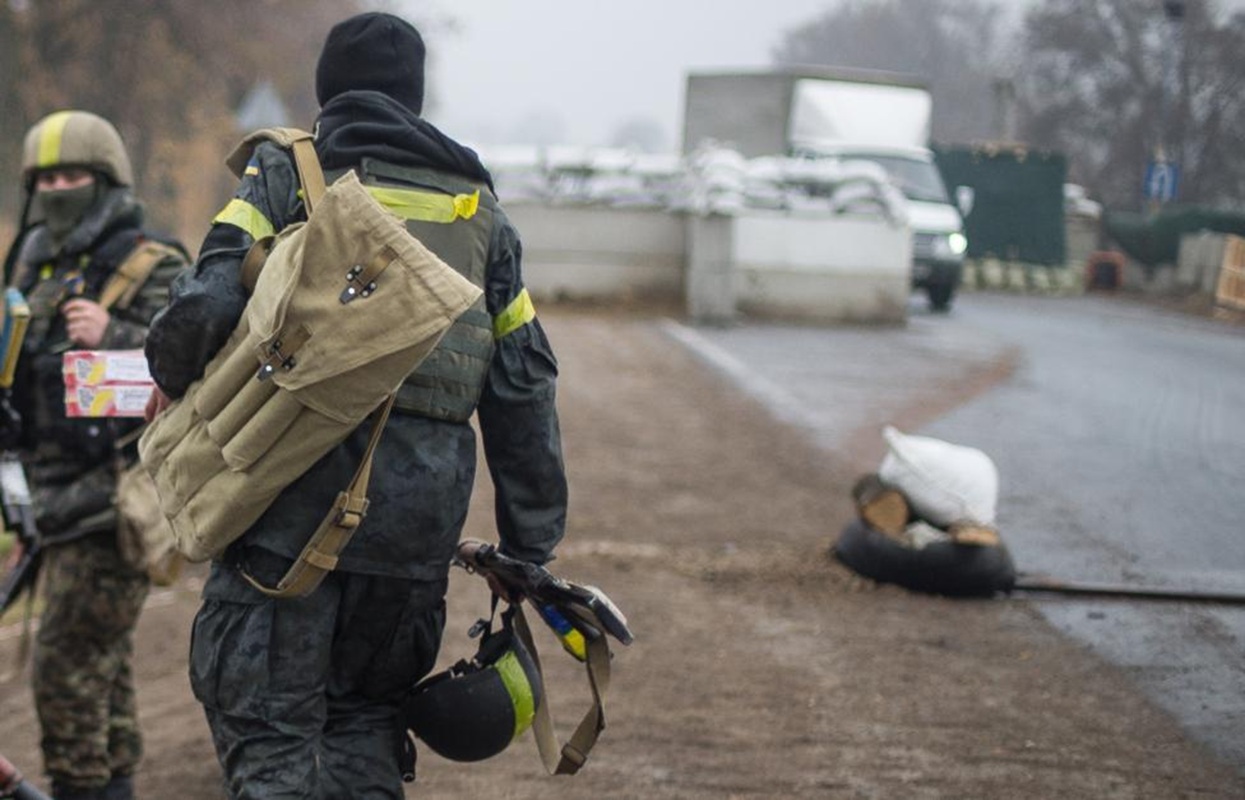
left=36, top=183, right=99, bottom=241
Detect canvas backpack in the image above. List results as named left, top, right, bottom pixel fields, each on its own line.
left=138, top=128, right=481, bottom=597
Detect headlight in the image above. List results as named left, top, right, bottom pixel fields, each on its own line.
left=929, top=233, right=966, bottom=260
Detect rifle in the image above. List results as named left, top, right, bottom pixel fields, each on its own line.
left=455, top=539, right=634, bottom=654
left=0, top=752, right=52, bottom=800
left=0, top=451, right=39, bottom=618
left=454, top=539, right=634, bottom=775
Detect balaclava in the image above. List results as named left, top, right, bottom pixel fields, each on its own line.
left=315, top=12, right=426, bottom=116
left=36, top=177, right=101, bottom=243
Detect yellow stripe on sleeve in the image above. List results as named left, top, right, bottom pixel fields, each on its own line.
left=493, top=288, right=536, bottom=339
left=212, top=198, right=275, bottom=240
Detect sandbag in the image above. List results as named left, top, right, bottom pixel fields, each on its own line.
left=139, top=170, right=481, bottom=562
left=877, top=425, right=998, bottom=528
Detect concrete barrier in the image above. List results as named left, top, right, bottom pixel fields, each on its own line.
left=505, top=201, right=910, bottom=324
left=504, top=203, right=684, bottom=302
left=732, top=212, right=910, bottom=324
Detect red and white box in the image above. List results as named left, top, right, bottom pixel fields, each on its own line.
left=62, top=349, right=154, bottom=418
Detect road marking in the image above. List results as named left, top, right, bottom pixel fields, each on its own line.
left=658, top=318, right=821, bottom=434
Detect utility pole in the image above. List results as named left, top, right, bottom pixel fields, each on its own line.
left=1148, top=1, right=1185, bottom=213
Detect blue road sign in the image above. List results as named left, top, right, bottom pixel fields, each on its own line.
left=1144, top=161, right=1180, bottom=202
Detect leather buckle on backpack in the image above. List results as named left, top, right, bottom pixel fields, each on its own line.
left=340, top=246, right=399, bottom=305
left=340, top=265, right=378, bottom=304
left=333, top=497, right=369, bottom=528
left=256, top=324, right=312, bottom=381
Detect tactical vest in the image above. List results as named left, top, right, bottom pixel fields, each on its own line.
left=17, top=237, right=174, bottom=462
left=342, top=159, right=496, bottom=423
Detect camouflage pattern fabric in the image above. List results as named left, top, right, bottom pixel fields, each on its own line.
left=190, top=549, right=445, bottom=799
left=32, top=534, right=149, bottom=790
left=9, top=178, right=188, bottom=795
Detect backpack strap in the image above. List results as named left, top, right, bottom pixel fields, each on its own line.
left=98, top=240, right=180, bottom=311
left=225, top=127, right=327, bottom=212
left=239, top=236, right=273, bottom=295
left=289, top=137, right=327, bottom=214
left=228, top=128, right=328, bottom=294
left=240, top=394, right=397, bottom=599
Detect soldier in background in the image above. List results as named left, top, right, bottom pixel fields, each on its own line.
left=3, top=110, right=188, bottom=800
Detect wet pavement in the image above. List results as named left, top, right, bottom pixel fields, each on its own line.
left=668, top=291, right=1245, bottom=771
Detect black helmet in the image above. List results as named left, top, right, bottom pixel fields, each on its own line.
left=403, top=605, right=544, bottom=762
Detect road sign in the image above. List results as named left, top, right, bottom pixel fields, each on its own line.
left=1144, top=161, right=1180, bottom=202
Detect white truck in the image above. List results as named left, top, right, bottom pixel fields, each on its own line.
left=682, top=67, right=968, bottom=311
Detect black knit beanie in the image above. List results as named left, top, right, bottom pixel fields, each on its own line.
left=315, top=12, right=425, bottom=115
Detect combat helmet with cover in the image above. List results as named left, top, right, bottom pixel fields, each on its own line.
left=21, top=110, right=133, bottom=188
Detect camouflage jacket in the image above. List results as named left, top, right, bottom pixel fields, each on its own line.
left=9, top=187, right=187, bottom=540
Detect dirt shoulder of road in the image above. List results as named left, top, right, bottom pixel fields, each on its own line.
left=2, top=305, right=1242, bottom=799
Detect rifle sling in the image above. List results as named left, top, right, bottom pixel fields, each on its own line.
left=240, top=394, right=397, bottom=599
left=512, top=602, right=612, bottom=775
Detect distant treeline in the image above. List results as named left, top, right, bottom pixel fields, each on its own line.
left=0, top=0, right=364, bottom=242
left=774, top=0, right=1245, bottom=212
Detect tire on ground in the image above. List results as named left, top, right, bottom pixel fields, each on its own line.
left=832, top=517, right=1016, bottom=597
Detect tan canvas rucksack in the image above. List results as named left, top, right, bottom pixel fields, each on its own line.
left=138, top=128, right=481, bottom=596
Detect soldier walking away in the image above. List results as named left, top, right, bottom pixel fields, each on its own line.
left=143, top=12, right=569, bottom=799
left=2, top=110, right=188, bottom=800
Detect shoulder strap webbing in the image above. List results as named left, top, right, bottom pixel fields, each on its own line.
left=225, top=127, right=327, bottom=214
left=512, top=603, right=613, bottom=775
left=239, top=236, right=273, bottom=295
left=98, top=241, right=180, bottom=311
left=241, top=394, right=397, bottom=599
left=232, top=128, right=327, bottom=294
left=288, top=136, right=326, bottom=214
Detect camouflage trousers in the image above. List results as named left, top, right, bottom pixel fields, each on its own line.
left=190, top=547, right=447, bottom=800
left=33, top=531, right=150, bottom=790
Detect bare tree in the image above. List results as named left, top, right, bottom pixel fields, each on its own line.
left=1, top=4, right=33, bottom=225
left=2, top=1, right=366, bottom=233
left=772, top=0, right=1011, bottom=146
left=1019, top=0, right=1245, bottom=210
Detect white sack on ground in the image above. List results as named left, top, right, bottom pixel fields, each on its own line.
left=877, top=425, right=999, bottom=527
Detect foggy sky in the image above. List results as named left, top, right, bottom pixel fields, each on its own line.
left=409, top=0, right=1245, bottom=153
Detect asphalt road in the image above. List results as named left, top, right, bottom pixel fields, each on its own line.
left=669, top=291, right=1245, bottom=772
